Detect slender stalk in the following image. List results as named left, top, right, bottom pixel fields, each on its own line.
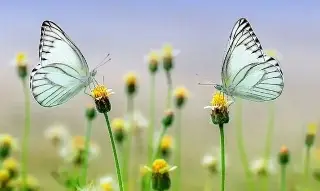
left=304, top=147, right=311, bottom=183
left=122, top=95, right=134, bottom=190
left=203, top=173, right=213, bottom=191
left=165, top=72, right=173, bottom=109
left=173, top=109, right=182, bottom=191
left=218, top=124, right=226, bottom=191
left=152, top=126, right=168, bottom=162
left=81, top=118, right=93, bottom=185
left=21, top=79, right=31, bottom=188
left=235, top=101, right=251, bottom=177
left=103, top=113, right=124, bottom=191
left=263, top=103, right=275, bottom=190
left=147, top=74, right=156, bottom=165
left=280, top=165, right=287, bottom=191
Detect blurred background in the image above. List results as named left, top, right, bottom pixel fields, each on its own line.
left=1, top=0, right=320, bottom=190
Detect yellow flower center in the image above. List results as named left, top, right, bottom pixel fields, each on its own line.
left=152, top=159, right=169, bottom=174
left=111, top=118, right=125, bottom=131
left=3, top=158, right=19, bottom=171
left=148, top=51, right=159, bottom=63
left=174, top=87, right=188, bottom=99
left=101, top=182, right=113, bottom=191
left=72, top=136, right=86, bottom=150
left=0, top=135, right=13, bottom=147
left=16, top=52, right=27, bottom=66
left=124, top=72, right=137, bottom=86
left=0, top=169, right=9, bottom=182
left=307, top=123, right=317, bottom=135
left=160, top=135, right=173, bottom=150
left=162, top=44, right=173, bottom=58
left=210, top=92, right=227, bottom=107
left=91, top=85, right=111, bottom=100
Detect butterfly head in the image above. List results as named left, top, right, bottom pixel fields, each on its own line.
left=90, top=69, right=97, bottom=77
left=214, top=84, right=224, bottom=91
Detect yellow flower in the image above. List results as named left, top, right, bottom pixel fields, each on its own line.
left=112, top=118, right=125, bottom=131
left=3, top=157, right=19, bottom=173
left=91, top=85, right=114, bottom=113
left=91, top=85, right=114, bottom=100
left=307, top=123, right=317, bottom=135
left=160, top=135, right=173, bottom=150
left=124, top=72, right=137, bottom=86
left=148, top=51, right=159, bottom=63
left=16, top=52, right=27, bottom=66
left=0, top=169, right=10, bottom=183
left=210, top=92, right=228, bottom=107
left=151, top=159, right=177, bottom=174
left=99, top=176, right=118, bottom=191
left=174, top=86, right=188, bottom=99
left=162, top=44, right=174, bottom=59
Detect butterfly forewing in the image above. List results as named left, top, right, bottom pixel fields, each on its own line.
left=222, top=18, right=265, bottom=87
left=30, top=21, right=90, bottom=107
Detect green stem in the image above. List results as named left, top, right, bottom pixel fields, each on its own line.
left=165, top=71, right=173, bottom=109
left=103, top=113, right=124, bottom=191
left=122, top=95, right=134, bottom=190
left=152, top=125, right=168, bottom=162
left=21, top=79, right=31, bottom=188
left=304, top=146, right=311, bottom=183
left=81, top=118, right=93, bottom=185
left=235, top=101, right=251, bottom=178
left=263, top=103, right=275, bottom=190
left=147, top=74, right=156, bottom=165
left=280, top=165, right=287, bottom=191
left=218, top=124, right=226, bottom=191
left=173, top=109, right=182, bottom=191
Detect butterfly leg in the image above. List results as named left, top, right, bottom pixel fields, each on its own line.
left=228, top=96, right=235, bottom=106
left=83, top=86, right=91, bottom=97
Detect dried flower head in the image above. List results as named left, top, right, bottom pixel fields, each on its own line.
left=91, top=85, right=114, bottom=113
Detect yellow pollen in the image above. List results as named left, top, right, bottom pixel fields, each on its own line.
left=152, top=159, right=169, bottom=174
left=124, top=72, right=137, bottom=86
left=211, top=92, right=227, bottom=107
left=16, top=52, right=27, bottom=66
left=111, top=118, right=125, bottom=131
left=174, top=87, right=188, bottom=99
left=91, top=85, right=111, bottom=99
left=160, top=135, right=173, bottom=150
left=3, top=158, right=19, bottom=171
left=307, top=123, right=317, bottom=135
left=162, top=44, right=173, bottom=58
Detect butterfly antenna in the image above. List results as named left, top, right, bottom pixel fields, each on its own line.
left=93, top=53, right=111, bottom=71
left=196, top=73, right=216, bottom=86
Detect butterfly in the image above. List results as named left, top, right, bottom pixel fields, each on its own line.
left=200, top=18, right=284, bottom=102
left=30, top=21, right=110, bottom=107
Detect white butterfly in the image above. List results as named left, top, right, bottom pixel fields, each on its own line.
left=201, top=18, right=284, bottom=102
left=30, top=21, right=109, bottom=107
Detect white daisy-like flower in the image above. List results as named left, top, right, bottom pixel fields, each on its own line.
left=124, top=110, right=148, bottom=135
left=44, top=124, right=70, bottom=148
left=250, top=158, right=277, bottom=176
left=202, top=147, right=228, bottom=174
left=98, top=175, right=119, bottom=191
left=59, top=136, right=100, bottom=165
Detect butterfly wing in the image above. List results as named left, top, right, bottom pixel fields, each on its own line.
left=231, top=55, right=284, bottom=101
left=30, top=21, right=90, bottom=107
left=222, top=18, right=284, bottom=101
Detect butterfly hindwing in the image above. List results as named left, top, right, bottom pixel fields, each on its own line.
left=30, top=20, right=90, bottom=107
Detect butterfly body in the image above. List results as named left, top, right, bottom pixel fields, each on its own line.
left=30, top=20, right=100, bottom=107
left=212, top=18, right=284, bottom=102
